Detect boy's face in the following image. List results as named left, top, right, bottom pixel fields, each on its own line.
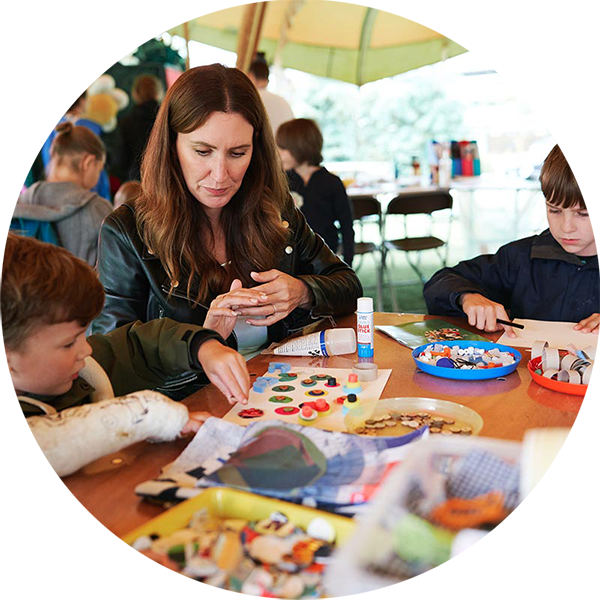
left=7, top=321, right=92, bottom=397
left=546, top=202, right=597, bottom=256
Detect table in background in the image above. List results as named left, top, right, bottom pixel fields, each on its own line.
left=63, top=313, right=581, bottom=538
left=347, top=175, right=543, bottom=259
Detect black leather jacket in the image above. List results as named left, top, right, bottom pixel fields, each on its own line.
left=92, top=201, right=363, bottom=348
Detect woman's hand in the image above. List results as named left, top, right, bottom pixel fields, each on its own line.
left=180, top=411, right=212, bottom=435
left=460, top=293, right=516, bottom=338
left=197, top=339, right=250, bottom=405
left=236, top=269, right=313, bottom=327
left=574, top=313, right=600, bottom=334
left=203, top=278, right=268, bottom=339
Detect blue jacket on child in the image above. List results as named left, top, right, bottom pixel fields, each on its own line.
left=423, top=229, right=599, bottom=322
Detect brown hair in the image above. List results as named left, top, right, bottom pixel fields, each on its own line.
left=114, top=180, right=141, bottom=210
left=540, top=144, right=586, bottom=209
left=276, top=118, right=323, bottom=166
left=137, top=63, right=290, bottom=304
left=248, top=60, right=270, bottom=82
left=50, top=121, right=106, bottom=172
left=1, top=233, right=105, bottom=351
left=132, top=75, right=163, bottom=104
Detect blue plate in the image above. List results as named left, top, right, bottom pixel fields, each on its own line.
left=412, top=340, right=522, bottom=381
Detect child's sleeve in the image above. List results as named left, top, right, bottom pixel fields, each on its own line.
left=88, top=319, right=227, bottom=398
left=423, top=243, right=520, bottom=316
left=28, top=391, right=189, bottom=477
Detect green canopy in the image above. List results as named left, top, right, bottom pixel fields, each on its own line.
left=168, top=1, right=467, bottom=86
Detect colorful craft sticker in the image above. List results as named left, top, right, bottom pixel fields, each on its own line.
left=300, top=379, right=317, bottom=387
left=272, top=385, right=295, bottom=393
left=305, top=389, right=327, bottom=397
left=269, top=395, right=293, bottom=403
left=279, top=372, right=298, bottom=381
left=310, top=374, right=331, bottom=381
left=274, top=406, right=300, bottom=416
left=238, top=408, right=264, bottom=419
left=425, top=327, right=466, bottom=342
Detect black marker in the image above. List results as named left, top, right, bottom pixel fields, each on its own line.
left=496, top=318, right=525, bottom=330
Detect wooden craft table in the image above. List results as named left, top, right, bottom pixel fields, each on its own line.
left=62, top=313, right=582, bottom=538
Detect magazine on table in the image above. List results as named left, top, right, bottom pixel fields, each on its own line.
left=375, top=319, right=488, bottom=350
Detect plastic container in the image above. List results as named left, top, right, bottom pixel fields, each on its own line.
left=527, top=355, right=588, bottom=396
left=119, top=488, right=354, bottom=600
left=357, top=297, right=374, bottom=358
left=325, top=436, right=521, bottom=600
left=345, top=396, right=484, bottom=436
left=412, top=340, right=521, bottom=381
left=273, top=328, right=356, bottom=356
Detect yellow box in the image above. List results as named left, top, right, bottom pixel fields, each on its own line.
left=122, top=487, right=355, bottom=546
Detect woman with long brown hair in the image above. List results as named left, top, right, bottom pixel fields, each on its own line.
left=93, top=64, right=361, bottom=396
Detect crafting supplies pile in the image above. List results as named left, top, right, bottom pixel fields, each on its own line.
left=416, top=343, right=516, bottom=369
left=131, top=509, right=337, bottom=597
left=325, top=437, right=522, bottom=595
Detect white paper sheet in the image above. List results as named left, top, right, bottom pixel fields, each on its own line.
left=496, top=318, right=599, bottom=350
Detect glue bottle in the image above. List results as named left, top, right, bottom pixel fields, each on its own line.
left=273, top=328, right=356, bottom=356
left=356, top=297, right=374, bottom=358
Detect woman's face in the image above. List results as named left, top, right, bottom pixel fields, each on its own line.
left=176, top=111, right=254, bottom=218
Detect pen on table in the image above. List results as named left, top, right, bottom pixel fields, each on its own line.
left=496, top=318, right=525, bottom=330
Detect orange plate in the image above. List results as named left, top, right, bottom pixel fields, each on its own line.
left=528, top=356, right=588, bottom=396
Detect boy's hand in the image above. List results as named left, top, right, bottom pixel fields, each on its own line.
left=197, top=339, right=250, bottom=405
left=574, top=313, right=600, bottom=334
left=460, top=293, right=516, bottom=338
left=204, top=279, right=268, bottom=340
left=180, top=411, right=212, bottom=435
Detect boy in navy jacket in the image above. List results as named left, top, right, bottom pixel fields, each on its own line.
left=423, top=145, right=599, bottom=337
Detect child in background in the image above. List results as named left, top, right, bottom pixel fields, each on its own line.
left=13, top=122, right=112, bottom=265
left=423, top=144, right=599, bottom=336
left=113, top=180, right=141, bottom=210
left=276, top=118, right=355, bottom=267
left=2, top=234, right=250, bottom=475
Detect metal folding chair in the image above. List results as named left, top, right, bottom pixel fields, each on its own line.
left=383, top=189, right=453, bottom=311
left=350, top=194, right=387, bottom=311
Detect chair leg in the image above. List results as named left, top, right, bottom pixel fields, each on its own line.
left=438, top=246, right=448, bottom=268
left=381, top=248, right=399, bottom=312
left=406, top=252, right=427, bottom=284
left=375, top=251, right=384, bottom=312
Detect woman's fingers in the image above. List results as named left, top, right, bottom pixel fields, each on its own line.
left=235, top=303, right=278, bottom=317
left=206, top=307, right=240, bottom=318
left=213, top=290, right=267, bottom=307
left=245, top=313, right=281, bottom=327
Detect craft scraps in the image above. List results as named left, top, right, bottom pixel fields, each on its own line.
left=416, top=343, right=516, bottom=370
